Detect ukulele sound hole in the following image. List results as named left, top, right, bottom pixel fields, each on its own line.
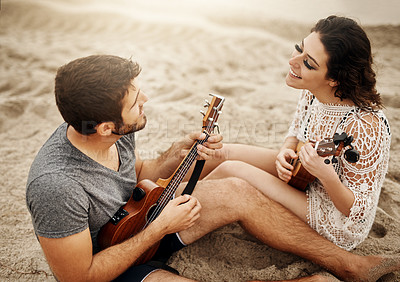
left=146, top=203, right=161, bottom=224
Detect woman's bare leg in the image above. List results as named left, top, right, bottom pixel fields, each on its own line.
left=189, top=143, right=280, bottom=181
left=204, top=160, right=308, bottom=222
left=221, top=144, right=279, bottom=175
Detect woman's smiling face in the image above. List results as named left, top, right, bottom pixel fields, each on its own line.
left=286, top=32, right=336, bottom=95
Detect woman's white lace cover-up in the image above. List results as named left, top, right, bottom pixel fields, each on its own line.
left=287, top=90, right=391, bottom=250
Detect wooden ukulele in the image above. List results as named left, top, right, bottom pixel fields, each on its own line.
left=97, top=93, right=225, bottom=265
left=288, top=132, right=359, bottom=191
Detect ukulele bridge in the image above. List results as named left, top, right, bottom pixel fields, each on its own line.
left=110, top=207, right=129, bottom=225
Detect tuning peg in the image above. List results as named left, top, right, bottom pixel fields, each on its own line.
left=204, top=99, right=210, bottom=107
left=200, top=110, right=205, bottom=116
left=343, top=135, right=354, bottom=147
left=344, top=147, right=360, bottom=163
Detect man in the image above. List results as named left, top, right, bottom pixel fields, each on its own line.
left=26, top=55, right=399, bottom=282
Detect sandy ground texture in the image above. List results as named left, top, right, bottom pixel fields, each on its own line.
left=1, top=0, right=399, bottom=281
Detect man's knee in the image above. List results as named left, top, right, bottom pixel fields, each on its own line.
left=198, top=176, right=262, bottom=207
left=192, top=177, right=248, bottom=203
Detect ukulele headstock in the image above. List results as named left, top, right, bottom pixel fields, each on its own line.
left=201, top=93, right=225, bottom=133
left=316, top=133, right=360, bottom=163
left=315, top=140, right=337, bottom=157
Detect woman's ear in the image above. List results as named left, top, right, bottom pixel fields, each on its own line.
left=329, top=79, right=339, bottom=87
left=96, top=122, right=115, bottom=136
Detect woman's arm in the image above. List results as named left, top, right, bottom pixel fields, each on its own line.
left=298, top=142, right=355, bottom=216
left=300, top=112, right=391, bottom=217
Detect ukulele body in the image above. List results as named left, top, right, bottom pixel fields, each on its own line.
left=97, top=179, right=164, bottom=265
left=288, top=141, right=315, bottom=191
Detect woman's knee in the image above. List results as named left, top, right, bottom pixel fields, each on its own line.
left=211, top=160, right=248, bottom=178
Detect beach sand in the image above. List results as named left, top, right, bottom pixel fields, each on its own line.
left=1, top=0, right=399, bottom=281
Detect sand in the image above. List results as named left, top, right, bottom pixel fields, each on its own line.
left=1, top=0, right=399, bottom=281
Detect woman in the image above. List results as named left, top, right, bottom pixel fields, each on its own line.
left=202, top=15, right=391, bottom=251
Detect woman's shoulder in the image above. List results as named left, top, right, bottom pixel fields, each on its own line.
left=357, top=108, right=388, bottom=123
left=346, top=108, right=391, bottom=136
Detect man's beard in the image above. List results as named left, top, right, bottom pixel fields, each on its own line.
left=113, top=115, right=147, bottom=136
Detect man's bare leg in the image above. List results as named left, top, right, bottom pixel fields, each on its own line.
left=177, top=178, right=400, bottom=281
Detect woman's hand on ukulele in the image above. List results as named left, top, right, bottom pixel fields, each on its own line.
left=181, top=132, right=224, bottom=161
left=298, top=142, right=334, bottom=179
left=155, top=194, right=202, bottom=234
left=276, top=148, right=298, bottom=182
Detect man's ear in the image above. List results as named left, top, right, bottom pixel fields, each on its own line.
left=96, top=122, right=115, bottom=136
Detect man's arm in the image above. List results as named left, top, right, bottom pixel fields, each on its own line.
left=38, top=195, right=201, bottom=282
left=136, top=132, right=223, bottom=182
left=39, top=225, right=162, bottom=282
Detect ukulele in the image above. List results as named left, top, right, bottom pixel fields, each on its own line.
left=288, top=132, right=359, bottom=191
left=97, top=93, right=225, bottom=265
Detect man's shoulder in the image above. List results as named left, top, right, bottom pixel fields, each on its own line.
left=26, top=170, right=90, bottom=239
left=27, top=171, right=84, bottom=200
left=27, top=123, right=74, bottom=185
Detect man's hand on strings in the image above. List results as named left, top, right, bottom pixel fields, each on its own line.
left=180, top=132, right=223, bottom=161
left=154, top=195, right=202, bottom=234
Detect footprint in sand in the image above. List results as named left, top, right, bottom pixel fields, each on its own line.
left=0, top=99, right=26, bottom=119
left=369, top=222, right=387, bottom=239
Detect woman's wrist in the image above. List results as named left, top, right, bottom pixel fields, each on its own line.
left=318, top=167, right=340, bottom=188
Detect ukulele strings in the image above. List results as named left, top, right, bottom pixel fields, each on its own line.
left=160, top=108, right=218, bottom=199
left=145, top=121, right=214, bottom=225
left=143, top=142, right=204, bottom=228
left=144, top=104, right=219, bottom=226
left=154, top=105, right=219, bottom=207
left=144, top=135, right=209, bottom=227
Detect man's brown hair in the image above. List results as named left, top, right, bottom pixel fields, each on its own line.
left=55, top=55, right=141, bottom=134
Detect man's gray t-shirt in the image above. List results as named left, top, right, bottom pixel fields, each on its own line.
left=26, top=123, right=137, bottom=253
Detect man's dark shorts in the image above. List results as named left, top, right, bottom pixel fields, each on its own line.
left=114, top=233, right=186, bottom=282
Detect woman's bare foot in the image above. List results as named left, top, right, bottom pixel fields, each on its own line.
left=364, top=255, right=400, bottom=281
left=338, top=254, right=400, bottom=281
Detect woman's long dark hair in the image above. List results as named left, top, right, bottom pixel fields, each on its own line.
left=312, top=15, right=383, bottom=109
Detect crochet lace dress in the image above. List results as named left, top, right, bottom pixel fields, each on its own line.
left=287, top=90, right=391, bottom=250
